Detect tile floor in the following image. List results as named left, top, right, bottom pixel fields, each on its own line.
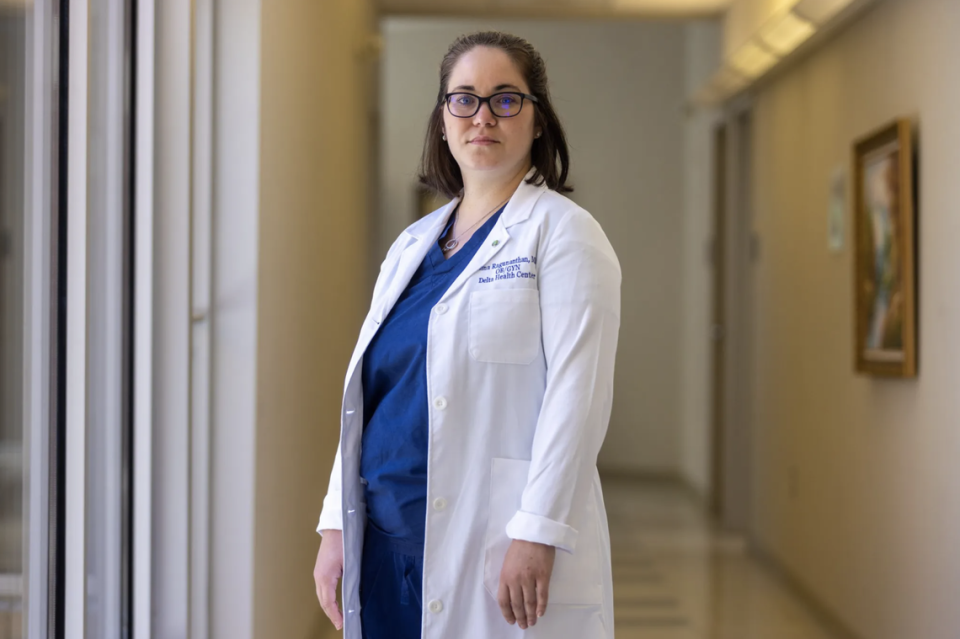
left=604, top=477, right=847, bottom=639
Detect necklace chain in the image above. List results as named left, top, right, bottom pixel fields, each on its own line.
left=442, top=197, right=510, bottom=253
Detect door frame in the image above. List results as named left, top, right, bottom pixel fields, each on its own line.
left=710, top=97, right=756, bottom=534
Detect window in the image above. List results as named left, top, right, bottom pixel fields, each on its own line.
left=2, top=2, right=149, bottom=637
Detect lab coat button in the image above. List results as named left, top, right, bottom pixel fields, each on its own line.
left=433, top=396, right=448, bottom=410
left=432, top=497, right=447, bottom=511
left=435, top=303, right=448, bottom=315
left=428, top=599, right=443, bottom=614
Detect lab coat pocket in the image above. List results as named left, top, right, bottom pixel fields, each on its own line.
left=469, top=289, right=541, bottom=364
left=483, top=458, right=604, bottom=606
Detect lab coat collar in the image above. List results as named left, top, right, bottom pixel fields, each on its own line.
left=403, top=167, right=547, bottom=242
left=382, top=168, right=548, bottom=310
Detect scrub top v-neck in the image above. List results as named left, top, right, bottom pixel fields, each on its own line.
left=359, top=205, right=505, bottom=544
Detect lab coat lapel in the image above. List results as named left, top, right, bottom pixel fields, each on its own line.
left=442, top=221, right=513, bottom=298
left=373, top=237, right=429, bottom=323
left=374, top=200, right=456, bottom=322
left=440, top=174, right=547, bottom=301
left=343, top=198, right=457, bottom=384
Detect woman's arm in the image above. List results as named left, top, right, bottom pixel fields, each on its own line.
left=497, top=206, right=620, bottom=628
left=506, top=206, right=621, bottom=553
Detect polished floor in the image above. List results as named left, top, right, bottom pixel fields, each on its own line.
left=604, top=477, right=847, bottom=639
left=0, top=479, right=852, bottom=639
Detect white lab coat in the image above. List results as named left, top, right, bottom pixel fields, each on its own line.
left=317, top=169, right=621, bottom=639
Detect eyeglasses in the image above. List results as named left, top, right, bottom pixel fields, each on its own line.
left=442, top=92, right=539, bottom=118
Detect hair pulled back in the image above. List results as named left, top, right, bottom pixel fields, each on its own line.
left=418, top=31, right=572, bottom=198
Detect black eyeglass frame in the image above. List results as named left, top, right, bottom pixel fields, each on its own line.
left=441, top=91, right=540, bottom=118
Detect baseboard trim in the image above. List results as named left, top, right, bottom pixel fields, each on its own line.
left=597, top=469, right=709, bottom=509
left=597, top=468, right=679, bottom=483
left=748, top=541, right=866, bottom=639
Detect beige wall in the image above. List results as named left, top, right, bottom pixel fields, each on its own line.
left=381, top=18, right=688, bottom=474
left=253, top=1, right=375, bottom=637
left=743, top=0, right=960, bottom=637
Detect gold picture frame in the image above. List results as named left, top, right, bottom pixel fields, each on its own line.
left=852, top=118, right=917, bottom=378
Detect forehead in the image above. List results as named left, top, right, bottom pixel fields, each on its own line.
left=447, top=46, right=528, bottom=92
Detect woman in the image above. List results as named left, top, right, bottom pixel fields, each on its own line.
left=313, top=31, right=620, bottom=639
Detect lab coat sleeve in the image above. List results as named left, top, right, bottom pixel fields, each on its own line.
left=505, top=207, right=621, bottom=553
left=316, top=446, right=343, bottom=533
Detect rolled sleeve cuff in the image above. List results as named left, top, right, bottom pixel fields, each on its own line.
left=505, top=510, right=579, bottom=554
left=316, top=492, right=343, bottom=534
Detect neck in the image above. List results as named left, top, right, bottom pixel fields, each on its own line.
left=457, top=162, right=531, bottom=224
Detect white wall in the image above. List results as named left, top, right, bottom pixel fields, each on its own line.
left=733, top=0, right=960, bottom=637
left=380, top=18, right=688, bottom=474
left=679, top=21, right=721, bottom=497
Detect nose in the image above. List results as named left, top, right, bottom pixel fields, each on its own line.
left=472, top=100, right=497, bottom=126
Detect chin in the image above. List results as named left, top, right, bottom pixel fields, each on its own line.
left=462, top=154, right=516, bottom=173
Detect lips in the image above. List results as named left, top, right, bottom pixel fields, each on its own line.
left=470, top=137, right=498, bottom=145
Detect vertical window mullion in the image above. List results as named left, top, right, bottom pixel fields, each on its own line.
left=131, top=1, right=155, bottom=636
left=152, top=0, right=193, bottom=635
left=63, top=0, right=89, bottom=636
left=22, top=2, right=57, bottom=638
left=84, top=0, right=138, bottom=636
left=190, top=1, right=215, bottom=636
left=84, top=0, right=129, bottom=634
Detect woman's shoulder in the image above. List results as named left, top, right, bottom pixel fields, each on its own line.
left=532, top=190, right=617, bottom=261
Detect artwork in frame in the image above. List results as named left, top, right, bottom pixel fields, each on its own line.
left=852, top=118, right=917, bottom=378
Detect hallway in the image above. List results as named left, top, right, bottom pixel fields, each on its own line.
left=606, top=478, right=847, bottom=639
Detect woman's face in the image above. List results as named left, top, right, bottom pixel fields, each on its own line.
left=442, top=46, right=540, bottom=182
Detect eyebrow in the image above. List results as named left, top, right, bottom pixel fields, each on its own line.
left=450, top=83, right=523, bottom=93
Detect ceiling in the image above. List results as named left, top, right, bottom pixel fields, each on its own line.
left=378, top=0, right=733, bottom=20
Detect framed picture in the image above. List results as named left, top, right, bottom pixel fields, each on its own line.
left=852, top=118, right=917, bottom=377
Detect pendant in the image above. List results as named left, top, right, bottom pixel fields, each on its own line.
left=443, top=238, right=459, bottom=252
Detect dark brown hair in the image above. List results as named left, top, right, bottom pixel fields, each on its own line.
left=417, top=31, right=573, bottom=198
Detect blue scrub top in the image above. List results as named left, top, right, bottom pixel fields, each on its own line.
left=360, top=205, right=505, bottom=544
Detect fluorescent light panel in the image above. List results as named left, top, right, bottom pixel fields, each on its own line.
left=759, top=9, right=815, bottom=55
left=792, top=0, right=854, bottom=23
left=692, top=0, right=868, bottom=107
left=729, top=39, right=779, bottom=78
